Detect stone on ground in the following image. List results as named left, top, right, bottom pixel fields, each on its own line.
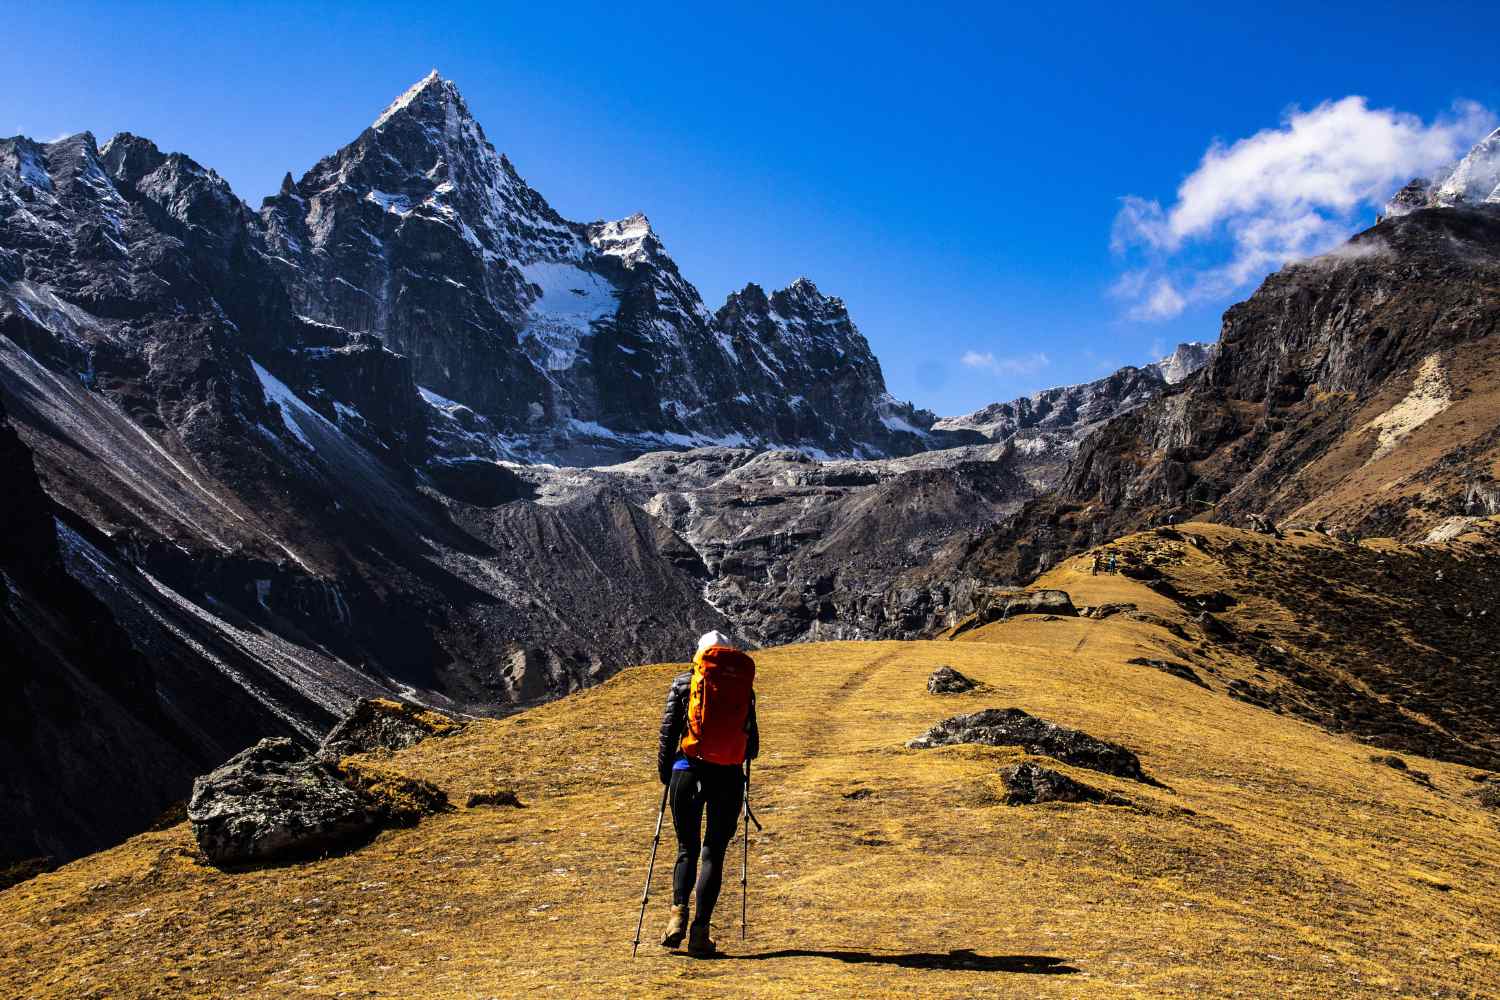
left=1127, top=657, right=1209, bottom=689
left=908, top=707, right=1151, bottom=783
left=927, top=665, right=979, bottom=694
left=1001, top=761, right=1122, bottom=805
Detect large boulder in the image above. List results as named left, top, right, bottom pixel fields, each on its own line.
left=986, top=589, right=1076, bottom=618
left=188, top=738, right=378, bottom=866
left=908, top=707, right=1152, bottom=784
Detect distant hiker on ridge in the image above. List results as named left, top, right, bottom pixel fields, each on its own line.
left=656, top=630, right=759, bottom=957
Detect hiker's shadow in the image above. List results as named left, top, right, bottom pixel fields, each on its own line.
left=739, top=948, right=1079, bottom=975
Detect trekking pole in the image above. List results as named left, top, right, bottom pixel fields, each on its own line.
left=631, top=782, right=671, bottom=958
left=740, top=760, right=763, bottom=941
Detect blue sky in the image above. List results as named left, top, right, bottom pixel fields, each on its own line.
left=5, top=2, right=1498, bottom=415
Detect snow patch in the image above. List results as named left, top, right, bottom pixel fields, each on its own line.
left=418, top=385, right=468, bottom=415
left=518, top=261, right=618, bottom=371
left=16, top=148, right=52, bottom=191
left=251, top=359, right=329, bottom=451
left=566, top=418, right=752, bottom=453
left=879, top=412, right=928, bottom=437
left=333, top=401, right=364, bottom=425
left=365, top=190, right=412, bottom=216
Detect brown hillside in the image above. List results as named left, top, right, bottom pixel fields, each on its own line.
left=3, top=526, right=1499, bottom=998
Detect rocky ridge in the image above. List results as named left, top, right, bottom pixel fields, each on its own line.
left=964, top=201, right=1500, bottom=583
left=498, top=343, right=1214, bottom=648
left=935, top=342, right=1213, bottom=442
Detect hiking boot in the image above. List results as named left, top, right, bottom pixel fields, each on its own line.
left=687, top=922, right=717, bottom=957
left=660, top=904, right=689, bottom=948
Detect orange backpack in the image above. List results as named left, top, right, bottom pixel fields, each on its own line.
left=680, top=645, right=755, bottom=765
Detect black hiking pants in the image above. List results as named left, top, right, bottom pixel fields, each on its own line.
left=669, top=760, right=744, bottom=927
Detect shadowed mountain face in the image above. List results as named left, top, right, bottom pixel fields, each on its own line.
left=0, top=120, right=734, bottom=865
left=0, top=396, right=306, bottom=867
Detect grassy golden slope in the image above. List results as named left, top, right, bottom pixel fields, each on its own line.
left=1014, top=521, right=1500, bottom=767
left=4, top=531, right=1499, bottom=998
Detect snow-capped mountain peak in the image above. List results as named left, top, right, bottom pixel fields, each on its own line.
left=1149, top=341, right=1215, bottom=384
left=251, top=73, right=951, bottom=461
left=782, top=276, right=833, bottom=306
left=371, top=69, right=450, bottom=130
left=1435, top=126, right=1500, bottom=207
left=1386, top=126, right=1500, bottom=216
left=587, top=212, right=656, bottom=263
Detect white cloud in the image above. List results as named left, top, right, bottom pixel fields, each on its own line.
left=1135, top=278, right=1188, bottom=321
left=1112, top=97, right=1495, bottom=321
left=961, top=350, right=1051, bottom=377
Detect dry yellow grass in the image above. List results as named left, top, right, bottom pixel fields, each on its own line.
left=3, top=529, right=1499, bottom=998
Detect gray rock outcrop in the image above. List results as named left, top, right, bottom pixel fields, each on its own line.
left=908, top=707, right=1152, bottom=784
left=188, top=738, right=378, bottom=865
left=949, top=589, right=1077, bottom=637
left=190, top=698, right=462, bottom=866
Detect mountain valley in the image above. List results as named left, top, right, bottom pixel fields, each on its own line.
left=4, top=70, right=1500, bottom=963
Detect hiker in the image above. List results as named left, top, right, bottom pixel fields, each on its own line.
left=656, top=630, right=759, bottom=956
left=1107, top=552, right=1118, bottom=574
left=1090, top=553, right=1100, bottom=576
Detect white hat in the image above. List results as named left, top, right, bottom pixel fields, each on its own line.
left=696, top=630, right=735, bottom=656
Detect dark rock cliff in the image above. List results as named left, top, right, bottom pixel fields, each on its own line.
left=965, top=205, right=1500, bottom=582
